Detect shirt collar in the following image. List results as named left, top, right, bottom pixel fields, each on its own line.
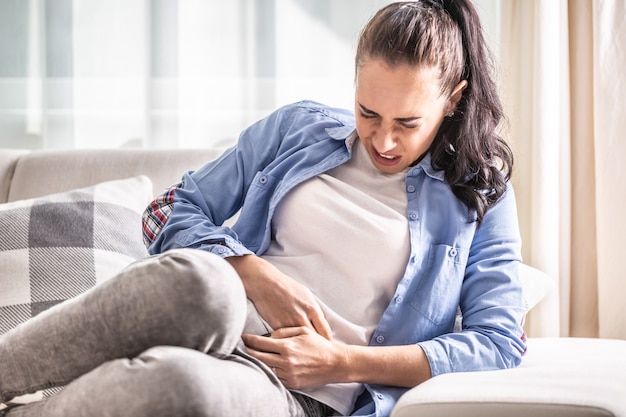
left=410, top=153, right=446, bottom=182
left=326, top=125, right=356, bottom=142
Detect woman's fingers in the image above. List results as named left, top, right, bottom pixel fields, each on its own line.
left=310, top=309, right=333, bottom=340
left=242, top=327, right=341, bottom=390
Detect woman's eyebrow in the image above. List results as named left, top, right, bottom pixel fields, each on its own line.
left=357, top=102, right=421, bottom=122
left=396, top=115, right=422, bottom=123
left=357, top=102, right=377, bottom=115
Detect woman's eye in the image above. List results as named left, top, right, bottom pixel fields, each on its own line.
left=359, top=111, right=377, bottom=119
left=400, top=122, right=420, bottom=129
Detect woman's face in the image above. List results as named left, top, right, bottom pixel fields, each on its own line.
left=354, top=59, right=461, bottom=174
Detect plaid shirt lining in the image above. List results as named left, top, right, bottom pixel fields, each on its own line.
left=142, top=184, right=179, bottom=247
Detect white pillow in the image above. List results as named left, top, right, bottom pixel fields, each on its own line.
left=0, top=176, right=153, bottom=335
left=519, top=263, right=555, bottom=311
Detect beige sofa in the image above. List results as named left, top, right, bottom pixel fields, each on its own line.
left=1, top=149, right=625, bottom=417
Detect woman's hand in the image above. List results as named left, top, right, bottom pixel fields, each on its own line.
left=242, top=326, right=347, bottom=389
left=244, top=327, right=433, bottom=390
left=226, top=255, right=333, bottom=340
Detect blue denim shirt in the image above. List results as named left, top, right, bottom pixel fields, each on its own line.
left=147, top=100, right=526, bottom=417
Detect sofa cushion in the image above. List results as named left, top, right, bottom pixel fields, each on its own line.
left=0, top=176, right=153, bottom=335
left=391, top=337, right=626, bottom=417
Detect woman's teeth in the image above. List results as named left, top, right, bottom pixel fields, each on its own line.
left=379, top=153, right=395, bottom=160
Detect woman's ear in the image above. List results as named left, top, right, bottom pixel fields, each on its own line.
left=447, top=80, right=468, bottom=112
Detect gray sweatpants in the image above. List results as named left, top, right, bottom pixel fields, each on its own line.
left=0, top=249, right=332, bottom=417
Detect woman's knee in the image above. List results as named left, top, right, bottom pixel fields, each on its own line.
left=124, top=249, right=248, bottom=353
left=135, top=346, right=216, bottom=414
left=163, top=248, right=243, bottom=296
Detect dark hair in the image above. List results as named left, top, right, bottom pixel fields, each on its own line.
left=356, top=0, right=513, bottom=225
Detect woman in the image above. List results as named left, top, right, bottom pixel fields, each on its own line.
left=0, top=1, right=526, bottom=416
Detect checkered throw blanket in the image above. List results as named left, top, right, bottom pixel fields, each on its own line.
left=0, top=176, right=153, bottom=335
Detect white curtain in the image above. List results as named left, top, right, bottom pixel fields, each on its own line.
left=0, top=0, right=397, bottom=150
left=500, top=0, right=626, bottom=340
left=0, top=0, right=502, bottom=150
left=591, top=0, right=626, bottom=339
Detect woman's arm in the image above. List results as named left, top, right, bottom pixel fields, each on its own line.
left=242, top=326, right=431, bottom=389
left=418, top=184, right=526, bottom=377
left=144, top=104, right=291, bottom=256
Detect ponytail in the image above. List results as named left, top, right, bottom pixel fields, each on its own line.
left=434, top=0, right=513, bottom=225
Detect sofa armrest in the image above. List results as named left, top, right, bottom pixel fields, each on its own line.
left=0, top=150, right=28, bottom=203
left=391, top=338, right=626, bottom=417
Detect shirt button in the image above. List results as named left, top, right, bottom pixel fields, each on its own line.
left=259, top=175, right=268, bottom=184
left=406, top=184, right=416, bottom=193
left=409, top=212, right=418, bottom=220
left=376, top=335, right=385, bottom=344
left=395, top=296, right=403, bottom=303
left=449, top=247, right=458, bottom=257
left=376, top=393, right=384, bottom=400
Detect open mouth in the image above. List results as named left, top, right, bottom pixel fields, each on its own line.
left=371, top=146, right=401, bottom=166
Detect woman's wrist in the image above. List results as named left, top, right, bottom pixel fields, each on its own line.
left=337, top=344, right=432, bottom=387
left=225, top=254, right=275, bottom=294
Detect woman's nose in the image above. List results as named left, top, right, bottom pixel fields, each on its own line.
left=373, top=126, right=396, bottom=152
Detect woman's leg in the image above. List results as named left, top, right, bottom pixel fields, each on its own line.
left=0, top=249, right=247, bottom=403
left=2, top=346, right=316, bottom=417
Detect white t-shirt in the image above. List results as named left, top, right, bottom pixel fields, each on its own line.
left=260, top=138, right=411, bottom=414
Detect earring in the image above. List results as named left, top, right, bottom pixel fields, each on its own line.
left=447, top=111, right=455, bottom=117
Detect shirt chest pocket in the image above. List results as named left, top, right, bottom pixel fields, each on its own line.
left=409, top=244, right=468, bottom=326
